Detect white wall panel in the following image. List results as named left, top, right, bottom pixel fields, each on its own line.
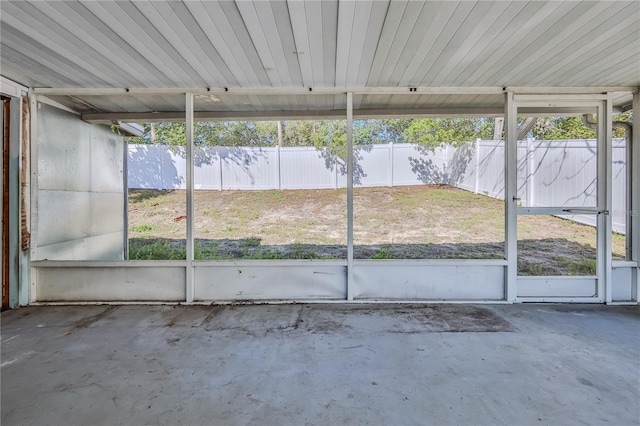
left=517, top=277, right=597, bottom=298
left=37, top=104, right=92, bottom=191
left=90, top=124, right=125, bottom=192
left=36, top=266, right=185, bottom=301
left=194, top=264, right=346, bottom=300
left=612, top=266, right=634, bottom=301
left=36, top=233, right=124, bottom=262
left=36, top=103, right=125, bottom=261
left=38, top=190, right=93, bottom=247
left=353, top=263, right=505, bottom=300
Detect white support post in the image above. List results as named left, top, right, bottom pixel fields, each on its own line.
left=28, top=92, right=38, bottom=303
left=598, top=96, right=613, bottom=303
left=19, top=95, right=30, bottom=306
left=505, top=92, right=518, bottom=302
left=185, top=93, right=195, bottom=303
left=123, top=131, right=129, bottom=260
left=631, top=92, right=639, bottom=302
left=346, top=92, right=354, bottom=301
left=474, top=139, right=480, bottom=194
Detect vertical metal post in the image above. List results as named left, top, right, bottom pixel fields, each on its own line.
left=474, top=139, right=480, bottom=194
left=7, top=96, right=21, bottom=307
left=123, top=128, right=129, bottom=260
left=346, top=92, right=354, bottom=301
left=185, top=93, right=195, bottom=303
left=28, top=92, right=38, bottom=303
left=19, top=95, right=30, bottom=306
left=626, top=132, right=632, bottom=260
left=631, top=92, right=639, bottom=302
left=597, top=96, right=613, bottom=303
left=504, top=92, right=518, bottom=302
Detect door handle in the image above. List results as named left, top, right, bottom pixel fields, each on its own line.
left=562, top=208, right=608, bottom=215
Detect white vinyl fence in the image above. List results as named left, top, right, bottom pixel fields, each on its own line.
left=128, top=139, right=627, bottom=233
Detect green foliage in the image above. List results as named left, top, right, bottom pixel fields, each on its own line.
left=530, top=111, right=633, bottom=140
left=127, top=118, right=496, bottom=149
left=127, top=121, right=278, bottom=146
left=131, top=223, right=159, bottom=233
left=533, top=117, right=596, bottom=140
left=128, top=239, right=186, bottom=260
left=282, top=120, right=321, bottom=147
left=308, top=120, right=348, bottom=158
left=372, top=247, right=394, bottom=259
left=558, top=257, right=596, bottom=275
left=403, top=118, right=494, bottom=148
left=127, top=113, right=632, bottom=148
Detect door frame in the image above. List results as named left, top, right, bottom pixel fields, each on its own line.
left=2, top=96, right=9, bottom=309
left=506, top=94, right=613, bottom=303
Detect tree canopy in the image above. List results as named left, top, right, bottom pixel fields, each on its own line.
left=127, top=113, right=632, bottom=148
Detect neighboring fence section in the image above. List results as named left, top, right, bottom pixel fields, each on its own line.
left=450, top=139, right=627, bottom=234
left=128, top=139, right=627, bottom=233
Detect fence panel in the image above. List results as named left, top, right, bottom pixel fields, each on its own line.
left=193, top=146, right=220, bottom=190
left=355, top=145, right=391, bottom=187
left=392, top=144, right=448, bottom=185
left=218, top=146, right=277, bottom=190
left=280, top=147, right=336, bottom=189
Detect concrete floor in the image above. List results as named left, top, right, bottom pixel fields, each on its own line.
left=1, top=303, right=639, bottom=426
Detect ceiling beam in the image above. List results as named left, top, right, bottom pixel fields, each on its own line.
left=33, top=86, right=638, bottom=97
left=81, top=106, right=615, bottom=124
left=82, top=108, right=504, bottom=123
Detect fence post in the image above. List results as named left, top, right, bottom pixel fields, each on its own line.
left=388, top=142, right=394, bottom=187
left=444, top=144, right=449, bottom=184
left=474, top=139, right=480, bottom=194
left=526, top=138, right=535, bottom=207
left=334, top=154, right=338, bottom=189
left=275, top=145, right=281, bottom=190
left=217, top=148, right=223, bottom=191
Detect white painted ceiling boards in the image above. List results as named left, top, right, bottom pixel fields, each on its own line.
left=1, top=0, right=638, bottom=118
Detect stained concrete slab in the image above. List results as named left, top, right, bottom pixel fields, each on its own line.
left=1, top=304, right=638, bottom=425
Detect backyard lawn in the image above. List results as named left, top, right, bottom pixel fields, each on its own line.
left=128, top=185, right=625, bottom=275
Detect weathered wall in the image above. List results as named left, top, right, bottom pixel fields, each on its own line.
left=35, top=103, right=124, bottom=260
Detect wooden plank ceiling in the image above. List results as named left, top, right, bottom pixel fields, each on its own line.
left=1, top=0, right=638, bottom=116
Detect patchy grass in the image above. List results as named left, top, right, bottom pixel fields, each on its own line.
left=131, top=223, right=159, bottom=233
left=128, top=186, right=626, bottom=274
left=129, top=239, right=186, bottom=260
